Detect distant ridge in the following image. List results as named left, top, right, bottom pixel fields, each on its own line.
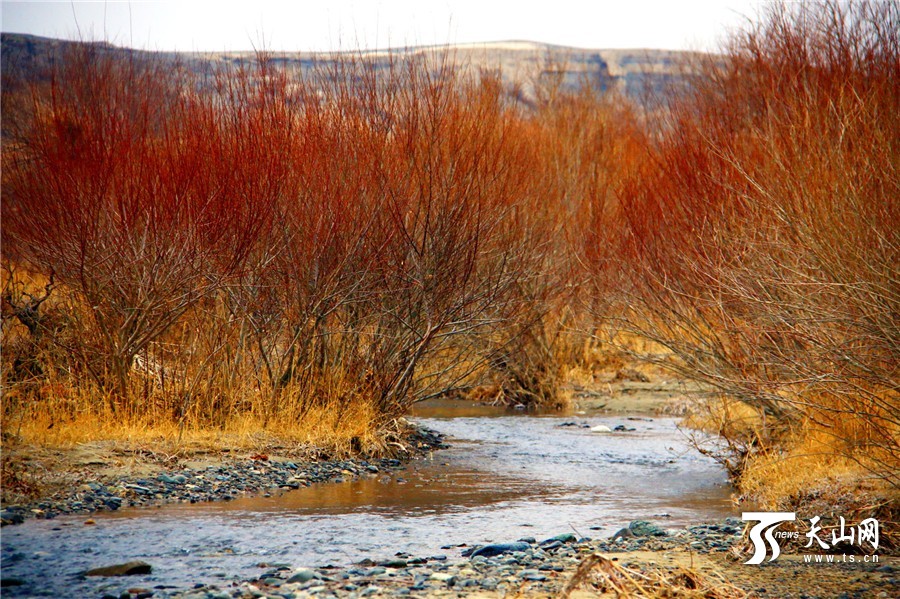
left=1, top=32, right=704, bottom=103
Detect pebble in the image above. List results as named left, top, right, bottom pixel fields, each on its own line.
left=84, top=561, right=153, bottom=577
left=628, top=520, right=668, bottom=537
left=287, top=569, right=317, bottom=583
left=142, top=518, right=759, bottom=599
left=520, top=569, right=547, bottom=581
left=467, top=542, right=531, bottom=558
left=1, top=427, right=447, bottom=524
left=541, top=533, right=576, bottom=544
left=0, top=510, right=25, bottom=526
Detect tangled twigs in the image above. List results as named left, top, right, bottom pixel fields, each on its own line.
left=557, top=553, right=751, bottom=598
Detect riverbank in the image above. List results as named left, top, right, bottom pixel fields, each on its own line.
left=1, top=385, right=891, bottom=599
left=75, top=518, right=896, bottom=599
left=0, top=364, right=693, bottom=525
left=3, top=380, right=893, bottom=599
left=0, top=425, right=447, bottom=526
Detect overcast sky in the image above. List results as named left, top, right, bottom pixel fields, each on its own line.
left=2, top=1, right=763, bottom=52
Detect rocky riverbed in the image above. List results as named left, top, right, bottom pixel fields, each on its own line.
left=151, top=520, right=741, bottom=598
left=0, top=427, right=447, bottom=526
left=2, top=396, right=894, bottom=599
left=31, top=518, right=892, bottom=599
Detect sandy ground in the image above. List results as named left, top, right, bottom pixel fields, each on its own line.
left=570, top=378, right=708, bottom=414
left=2, top=439, right=262, bottom=506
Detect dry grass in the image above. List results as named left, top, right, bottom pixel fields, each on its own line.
left=682, top=397, right=763, bottom=443
left=3, top=395, right=384, bottom=455
left=684, top=392, right=898, bottom=543
left=1, top=383, right=392, bottom=505
left=738, top=437, right=866, bottom=509
left=2, top=264, right=388, bottom=452
left=558, top=553, right=750, bottom=599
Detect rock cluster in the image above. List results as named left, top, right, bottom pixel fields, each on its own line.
left=0, top=428, right=446, bottom=526
left=149, top=518, right=746, bottom=599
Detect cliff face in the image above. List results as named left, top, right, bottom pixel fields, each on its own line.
left=350, top=42, right=704, bottom=100
left=1, top=33, right=704, bottom=104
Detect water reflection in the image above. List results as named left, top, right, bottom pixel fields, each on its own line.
left=409, top=398, right=545, bottom=419
left=106, top=461, right=567, bottom=519
left=1, top=400, right=736, bottom=598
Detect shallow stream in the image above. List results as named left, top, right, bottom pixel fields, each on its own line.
left=1, top=400, right=736, bottom=596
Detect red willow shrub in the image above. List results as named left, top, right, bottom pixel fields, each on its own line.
left=2, top=46, right=276, bottom=409
left=2, top=45, right=558, bottom=429
left=481, top=80, right=648, bottom=406
left=243, top=54, right=556, bottom=420
left=597, top=0, right=899, bottom=485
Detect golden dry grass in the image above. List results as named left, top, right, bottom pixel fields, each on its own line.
left=682, top=396, right=762, bottom=441
left=2, top=265, right=396, bottom=456
left=2, top=389, right=385, bottom=455
left=684, top=393, right=898, bottom=520
left=558, top=553, right=750, bottom=599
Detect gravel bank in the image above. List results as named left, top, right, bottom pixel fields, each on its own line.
left=72, top=518, right=894, bottom=599
left=0, top=427, right=447, bottom=526
left=155, top=520, right=746, bottom=598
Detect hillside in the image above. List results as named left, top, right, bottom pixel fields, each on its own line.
left=1, top=33, right=702, bottom=103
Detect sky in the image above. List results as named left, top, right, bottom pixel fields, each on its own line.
left=1, top=1, right=764, bottom=53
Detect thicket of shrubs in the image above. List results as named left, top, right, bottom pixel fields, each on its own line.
left=2, top=47, right=581, bottom=447
left=2, top=2, right=896, bottom=495
left=590, top=0, right=898, bottom=498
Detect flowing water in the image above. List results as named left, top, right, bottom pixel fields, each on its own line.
left=1, top=400, right=736, bottom=596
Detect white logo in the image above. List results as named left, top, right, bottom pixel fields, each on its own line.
left=743, top=512, right=796, bottom=564
left=743, top=512, right=881, bottom=565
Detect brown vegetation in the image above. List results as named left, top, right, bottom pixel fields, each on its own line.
left=1, top=45, right=566, bottom=450
left=558, top=553, right=749, bottom=599
left=2, top=1, right=896, bottom=513
left=588, top=0, right=898, bottom=506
